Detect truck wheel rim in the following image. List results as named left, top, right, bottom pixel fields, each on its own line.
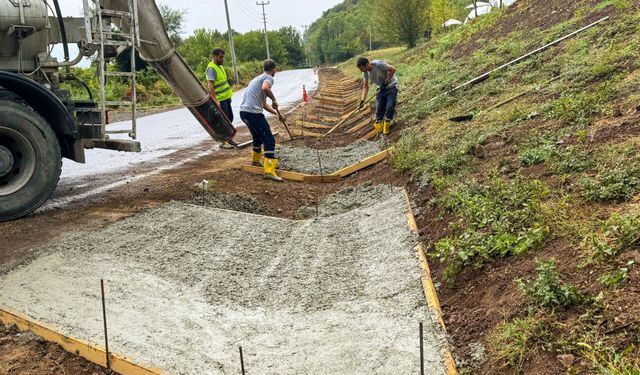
left=0, top=126, right=37, bottom=196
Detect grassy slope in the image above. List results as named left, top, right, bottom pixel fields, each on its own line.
left=340, top=1, right=640, bottom=374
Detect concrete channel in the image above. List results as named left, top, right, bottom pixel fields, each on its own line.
left=0, top=186, right=447, bottom=374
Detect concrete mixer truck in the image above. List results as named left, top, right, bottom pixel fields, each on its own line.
left=0, top=0, right=236, bottom=221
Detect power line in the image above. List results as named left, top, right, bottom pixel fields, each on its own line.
left=236, top=0, right=260, bottom=21
left=256, top=1, right=270, bottom=59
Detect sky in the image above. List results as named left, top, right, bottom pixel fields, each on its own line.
left=57, top=0, right=344, bottom=35
left=54, top=0, right=343, bottom=66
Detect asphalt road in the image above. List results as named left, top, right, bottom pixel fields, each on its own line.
left=61, top=68, right=318, bottom=180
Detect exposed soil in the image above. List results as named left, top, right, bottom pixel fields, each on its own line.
left=0, top=324, right=114, bottom=375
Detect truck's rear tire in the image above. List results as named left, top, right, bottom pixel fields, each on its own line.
left=0, top=101, right=62, bottom=221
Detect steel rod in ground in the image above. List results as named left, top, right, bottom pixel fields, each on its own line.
left=239, top=346, right=245, bottom=375
left=419, top=321, right=424, bottom=375
left=100, top=279, right=110, bottom=369
left=315, top=148, right=325, bottom=218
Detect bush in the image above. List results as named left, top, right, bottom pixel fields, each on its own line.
left=584, top=212, right=640, bottom=259
left=581, top=168, right=640, bottom=202
left=517, top=259, right=583, bottom=310
left=434, top=175, right=549, bottom=281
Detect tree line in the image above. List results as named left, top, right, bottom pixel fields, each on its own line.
left=306, top=0, right=469, bottom=64
left=64, top=4, right=306, bottom=106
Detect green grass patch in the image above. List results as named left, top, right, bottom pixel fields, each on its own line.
left=487, top=317, right=550, bottom=372
left=583, top=212, right=640, bottom=259
left=433, top=175, right=550, bottom=281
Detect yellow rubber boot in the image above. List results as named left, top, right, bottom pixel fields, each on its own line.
left=263, top=158, right=283, bottom=182
left=252, top=150, right=263, bottom=166
left=383, top=120, right=391, bottom=136
left=373, top=121, right=383, bottom=134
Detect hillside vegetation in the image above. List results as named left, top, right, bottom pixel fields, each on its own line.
left=340, top=0, right=640, bottom=373
left=306, top=0, right=470, bottom=64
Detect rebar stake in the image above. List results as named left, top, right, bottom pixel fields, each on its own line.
left=239, top=346, right=246, bottom=375
left=100, top=279, right=110, bottom=369
left=419, top=321, right=424, bottom=375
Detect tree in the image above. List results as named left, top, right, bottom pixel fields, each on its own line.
left=178, top=28, right=225, bottom=77
left=116, top=4, right=186, bottom=72
left=277, top=26, right=306, bottom=68
left=376, top=0, right=431, bottom=48
left=158, top=3, right=187, bottom=47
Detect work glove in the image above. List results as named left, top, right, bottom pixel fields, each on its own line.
left=380, top=81, right=388, bottom=90
left=272, top=101, right=279, bottom=110
left=359, top=99, right=365, bottom=109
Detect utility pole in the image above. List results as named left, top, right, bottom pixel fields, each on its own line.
left=302, top=24, right=309, bottom=67
left=256, top=1, right=270, bottom=59
left=223, top=0, right=240, bottom=85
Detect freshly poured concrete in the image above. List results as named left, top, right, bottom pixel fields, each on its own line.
left=0, top=187, right=446, bottom=374
left=278, top=140, right=384, bottom=175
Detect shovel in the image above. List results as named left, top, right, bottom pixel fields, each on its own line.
left=275, top=107, right=295, bottom=140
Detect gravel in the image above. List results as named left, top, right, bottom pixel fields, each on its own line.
left=187, top=192, right=266, bottom=215
left=277, top=140, right=384, bottom=174
left=0, top=186, right=447, bottom=374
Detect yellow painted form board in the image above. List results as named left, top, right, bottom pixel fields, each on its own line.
left=402, top=191, right=459, bottom=375
left=241, top=165, right=341, bottom=183
left=0, top=308, right=164, bottom=375
left=330, top=147, right=394, bottom=177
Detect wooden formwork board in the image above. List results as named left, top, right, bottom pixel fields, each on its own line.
left=347, top=118, right=373, bottom=134
left=241, top=147, right=394, bottom=183
left=315, top=98, right=358, bottom=107
left=0, top=308, right=164, bottom=375
left=402, top=192, right=459, bottom=375
left=241, top=165, right=341, bottom=183
left=331, top=148, right=394, bottom=177
left=361, top=129, right=378, bottom=140
left=300, top=114, right=341, bottom=123
left=290, top=128, right=324, bottom=138
left=294, top=120, right=332, bottom=129
left=313, top=99, right=358, bottom=107
left=340, top=109, right=372, bottom=128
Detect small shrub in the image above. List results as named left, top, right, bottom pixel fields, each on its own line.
left=545, top=90, right=609, bottom=128
left=585, top=213, right=640, bottom=259
left=517, top=259, right=583, bottom=310
left=434, top=175, right=549, bottom=281
left=581, top=169, right=640, bottom=202
left=519, top=143, right=556, bottom=167
left=600, top=267, right=630, bottom=287
left=548, top=146, right=594, bottom=174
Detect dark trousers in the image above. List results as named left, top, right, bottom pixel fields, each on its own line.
left=219, top=98, right=234, bottom=123
left=376, top=86, right=398, bottom=122
left=240, top=111, right=275, bottom=159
